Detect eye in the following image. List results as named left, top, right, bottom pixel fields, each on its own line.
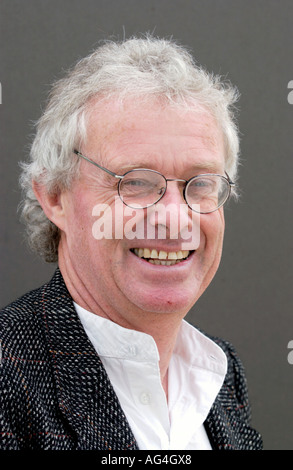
left=121, top=178, right=153, bottom=194
left=189, top=177, right=215, bottom=192
left=120, top=176, right=155, bottom=198
left=123, top=178, right=149, bottom=187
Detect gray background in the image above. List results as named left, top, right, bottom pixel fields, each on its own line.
left=0, top=0, right=292, bottom=450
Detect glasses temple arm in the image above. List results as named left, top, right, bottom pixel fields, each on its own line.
left=74, top=150, right=122, bottom=179
left=224, top=171, right=235, bottom=186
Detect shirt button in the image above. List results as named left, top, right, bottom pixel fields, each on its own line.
left=128, top=345, right=136, bottom=356
left=140, top=392, right=151, bottom=405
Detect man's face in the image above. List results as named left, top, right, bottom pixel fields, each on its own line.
left=59, top=99, right=226, bottom=327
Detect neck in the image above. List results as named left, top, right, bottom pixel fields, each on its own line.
left=58, top=241, right=182, bottom=398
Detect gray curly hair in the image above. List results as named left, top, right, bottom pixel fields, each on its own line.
left=20, top=34, right=240, bottom=263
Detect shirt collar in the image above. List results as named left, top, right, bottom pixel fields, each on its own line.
left=74, top=302, right=159, bottom=362
left=173, top=320, right=227, bottom=376
left=74, top=302, right=227, bottom=376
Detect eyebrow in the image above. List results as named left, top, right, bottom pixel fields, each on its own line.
left=188, top=161, right=224, bottom=173
left=119, top=162, right=157, bottom=172
left=119, top=160, right=223, bottom=174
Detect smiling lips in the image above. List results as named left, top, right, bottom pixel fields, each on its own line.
left=132, top=248, right=192, bottom=266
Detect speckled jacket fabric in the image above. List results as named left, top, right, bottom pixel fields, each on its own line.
left=0, top=269, right=262, bottom=450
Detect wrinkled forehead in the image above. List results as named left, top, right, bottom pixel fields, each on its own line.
left=81, top=96, right=225, bottom=172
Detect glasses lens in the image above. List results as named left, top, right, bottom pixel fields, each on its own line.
left=186, top=175, right=230, bottom=213
left=119, top=170, right=166, bottom=208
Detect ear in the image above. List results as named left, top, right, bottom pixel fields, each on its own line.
left=32, top=180, right=66, bottom=231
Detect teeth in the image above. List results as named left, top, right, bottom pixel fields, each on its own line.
left=149, top=259, right=181, bottom=265
left=133, top=248, right=191, bottom=264
left=143, top=248, right=151, bottom=258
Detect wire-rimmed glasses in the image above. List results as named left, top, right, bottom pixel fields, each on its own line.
left=74, top=150, right=235, bottom=214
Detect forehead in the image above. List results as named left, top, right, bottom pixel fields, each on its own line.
left=83, top=97, right=225, bottom=172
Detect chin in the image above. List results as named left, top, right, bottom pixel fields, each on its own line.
left=125, top=283, right=199, bottom=316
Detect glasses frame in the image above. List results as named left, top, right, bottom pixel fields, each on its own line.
left=74, top=149, right=235, bottom=214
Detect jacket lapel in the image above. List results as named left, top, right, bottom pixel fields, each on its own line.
left=204, top=394, right=262, bottom=450
left=204, top=397, right=238, bottom=450
left=39, top=268, right=138, bottom=450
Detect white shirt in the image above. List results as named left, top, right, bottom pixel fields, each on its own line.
left=74, top=303, right=227, bottom=450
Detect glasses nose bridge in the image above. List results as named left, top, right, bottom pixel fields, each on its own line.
left=162, top=177, right=188, bottom=204
left=165, top=178, right=187, bottom=184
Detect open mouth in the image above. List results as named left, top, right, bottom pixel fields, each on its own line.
left=131, top=248, right=194, bottom=265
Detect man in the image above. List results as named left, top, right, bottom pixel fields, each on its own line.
left=0, top=36, right=262, bottom=450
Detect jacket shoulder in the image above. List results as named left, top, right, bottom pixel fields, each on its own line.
left=1, top=284, right=45, bottom=327
left=0, top=280, right=54, bottom=385
left=0, top=282, right=50, bottom=356
left=0, top=271, right=76, bottom=450
left=0, top=268, right=70, bottom=343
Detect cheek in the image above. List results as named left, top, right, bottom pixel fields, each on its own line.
left=61, top=189, right=94, bottom=250
left=91, top=197, right=147, bottom=242
left=201, top=210, right=225, bottom=256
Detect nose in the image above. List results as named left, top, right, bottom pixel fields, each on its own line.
left=147, top=180, right=194, bottom=241
left=157, top=179, right=187, bottom=210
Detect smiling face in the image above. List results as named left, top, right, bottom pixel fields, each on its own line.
left=57, top=98, right=226, bottom=328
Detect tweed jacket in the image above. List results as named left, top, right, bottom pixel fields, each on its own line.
left=0, top=269, right=262, bottom=450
